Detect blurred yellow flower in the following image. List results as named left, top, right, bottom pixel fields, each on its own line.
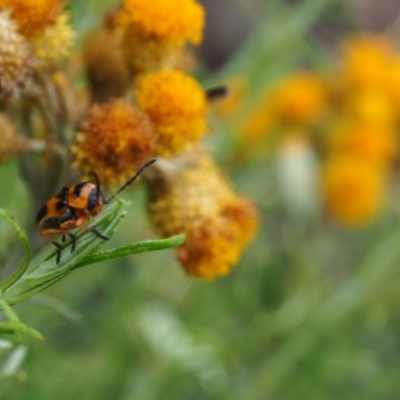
left=119, top=0, right=204, bottom=46
left=340, top=34, right=395, bottom=89
left=214, top=78, right=247, bottom=118
left=0, top=0, right=62, bottom=37
left=388, top=57, right=400, bottom=107
left=147, top=152, right=258, bottom=279
left=326, top=121, right=396, bottom=166
left=321, top=155, right=386, bottom=227
left=136, top=70, right=207, bottom=157
left=347, top=89, right=395, bottom=125
left=0, top=11, right=34, bottom=97
left=31, top=13, right=75, bottom=68
left=241, top=100, right=276, bottom=142
left=72, top=99, right=156, bottom=188
left=270, top=72, right=326, bottom=123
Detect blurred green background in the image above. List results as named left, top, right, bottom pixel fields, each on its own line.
left=3, top=0, right=400, bottom=399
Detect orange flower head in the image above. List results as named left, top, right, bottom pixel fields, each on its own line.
left=271, top=72, right=326, bottom=124
left=0, top=0, right=62, bottom=37
left=120, top=0, right=204, bottom=46
left=136, top=70, right=207, bottom=157
left=0, top=11, right=34, bottom=97
left=321, top=155, right=386, bottom=228
left=72, top=99, right=156, bottom=189
left=147, top=152, right=259, bottom=279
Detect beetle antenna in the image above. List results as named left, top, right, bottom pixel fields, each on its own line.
left=88, top=171, right=101, bottom=191
left=104, top=159, right=156, bottom=204
left=88, top=171, right=102, bottom=203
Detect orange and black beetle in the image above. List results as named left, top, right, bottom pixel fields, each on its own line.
left=36, top=159, right=156, bottom=264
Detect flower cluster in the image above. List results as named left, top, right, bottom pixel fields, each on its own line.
left=226, top=34, right=400, bottom=228
left=72, top=0, right=258, bottom=279
left=0, top=0, right=258, bottom=280
left=0, top=0, right=74, bottom=95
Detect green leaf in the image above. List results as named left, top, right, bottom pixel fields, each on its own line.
left=1, top=199, right=185, bottom=306
left=73, top=234, right=185, bottom=269
left=2, top=199, right=126, bottom=305
left=0, top=322, right=43, bottom=341
left=0, top=209, right=32, bottom=292
left=0, top=298, right=43, bottom=341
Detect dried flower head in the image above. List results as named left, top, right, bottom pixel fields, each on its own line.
left=72, top=99, right=156, bottom=188
left=83, top=26, right=131, bottom=102
left=321, top=155, right=386, bottom=227
left=0, top=11, right=34, bottom=97
left=31, top=13, right=75, bottom=68
left=119, top=0, right=204, bottom=46
left=147, top=152, right=258, bottom=279
left=136, top=70, right=207, bottom=157
left=0, top=0, right=62, bottom=37
left=0, top=113, right=32, bottom=161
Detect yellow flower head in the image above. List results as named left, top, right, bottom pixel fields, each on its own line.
left=270, top=72, right=326, bottom=124
left=326, top=121, right=396, bottom=166
left=340, top=34, right=395, bottom=89
left=32, top=13, right=75, bottom=68
left=120, top=0, right=204, bottom=46
left=0, top=0, right=62, bottom=37
left=136, top=70, right=207, bottom=157
left=321, top=155, right=386, bottom=227
left=122, top=28, right=181, bottom=76
left=147, top=152, right=258, bottom=279
left=0, top=11, right=34, bottom=97
left=72, top=99, right=156, bottom=189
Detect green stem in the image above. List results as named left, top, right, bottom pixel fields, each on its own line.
left=73, top=234, right=185, bottom=269
left=0, top=210, right=32, bottom=292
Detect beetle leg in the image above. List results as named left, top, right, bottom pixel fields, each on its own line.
left=41, top=229, right=68, bottom=264
left=84, top=227, right=109, bottom=241
left=67, top=232, right=77, bottom=253
left=54, top=242, right=63, bottom=264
